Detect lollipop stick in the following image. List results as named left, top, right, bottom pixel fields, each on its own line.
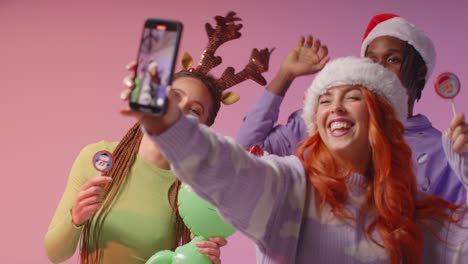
left=451, top=98, right=457, bottom=116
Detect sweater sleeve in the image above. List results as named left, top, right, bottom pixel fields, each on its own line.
left=44, top=142, right=105, bottom=263
left=442, top=135, right=468, bottom=202
left=236, top=89, right=307, bottom=156
left=147, top=114, right=306, bottom=252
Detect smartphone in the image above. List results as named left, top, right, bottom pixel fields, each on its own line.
left=129, top=18, right=183, bottom=115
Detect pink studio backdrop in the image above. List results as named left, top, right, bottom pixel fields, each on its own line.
left=1, top=0, right=467, bottom=263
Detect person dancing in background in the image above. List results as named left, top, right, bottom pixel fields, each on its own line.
left=236, top=13, right=468, bottom=204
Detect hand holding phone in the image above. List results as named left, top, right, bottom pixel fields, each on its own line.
left=129, top=18, right=183, bottom=116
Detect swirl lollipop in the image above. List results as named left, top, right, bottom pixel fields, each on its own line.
left=434, top=72, right=461, bottom=115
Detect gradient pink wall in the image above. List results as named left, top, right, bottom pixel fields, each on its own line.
left=1, top=0, right=467, bottom=262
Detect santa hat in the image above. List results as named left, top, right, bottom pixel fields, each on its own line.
left=360, top=13, right=436, bottom=80
left=302, top=57, right=408, bottom=134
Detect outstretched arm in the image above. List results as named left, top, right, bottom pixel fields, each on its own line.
left=121, top=91, right=305, bottom=253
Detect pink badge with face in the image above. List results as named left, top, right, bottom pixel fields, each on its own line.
left=434, top=72, right=460, bottom=99
left=92, top=150, right=114, bottom=173
left=434, top=72, right=460, bottom=115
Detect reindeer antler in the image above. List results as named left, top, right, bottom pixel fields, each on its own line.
left=217, top=48, right=274, bottom=90
left=180, top=11, right=273, bottom=106
left=196, top=11, right=243, bottom=75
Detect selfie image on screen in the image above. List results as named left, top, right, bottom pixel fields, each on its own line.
left=130, top=26, right=178, bottom=108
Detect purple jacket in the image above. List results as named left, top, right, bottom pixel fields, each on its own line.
left=237, top=90, right=468, bottom=204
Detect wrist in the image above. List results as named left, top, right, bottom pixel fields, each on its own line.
left=70, top=208, right=84, bottom=228
left=267, top=70, right=295, bottom=97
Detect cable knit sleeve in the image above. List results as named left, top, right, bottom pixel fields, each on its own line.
left=146, top=114, right=307, bottom=256
left=442, top=134, right=468, bottom=201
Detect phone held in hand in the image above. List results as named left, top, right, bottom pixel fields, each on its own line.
left=129, top=18, right=183, bottom=116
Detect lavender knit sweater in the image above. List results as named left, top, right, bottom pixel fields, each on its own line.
left=149, top=114, right=468, bottom=264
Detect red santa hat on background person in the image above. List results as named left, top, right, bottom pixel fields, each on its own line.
left=360, top=13, right=436, bottom=80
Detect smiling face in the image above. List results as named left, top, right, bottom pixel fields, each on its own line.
left=316, top=85, right=371, bottom=173
left=171, top=76, right=214, bottom=125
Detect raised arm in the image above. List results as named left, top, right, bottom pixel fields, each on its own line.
left=236, top=35, right=328, bottom=155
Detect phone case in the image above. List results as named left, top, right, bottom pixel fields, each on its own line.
left=129, top=18, right=183, bottom=116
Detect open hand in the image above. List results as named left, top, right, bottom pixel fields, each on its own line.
left=279, top=35, right=329, bottom=80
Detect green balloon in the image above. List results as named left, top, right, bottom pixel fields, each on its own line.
left=178, top=184, right=236, bottom=238
left=146, top=237, right=211, bottom=264
left=145, top=184, right=235, bottom=264
left=145, top=250, right=173, bottom=264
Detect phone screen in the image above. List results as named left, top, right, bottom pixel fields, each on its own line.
left=130, top=19, right=183, bottom=115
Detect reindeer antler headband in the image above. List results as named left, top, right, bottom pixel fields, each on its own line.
left=180, top=11, right=274, bottom=105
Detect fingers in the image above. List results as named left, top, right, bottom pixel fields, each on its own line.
left=449, top=113, right=465, bottom=131
left=451, top=123, right=468, bottom=153
left=197, top=244, right=220, bottom=256
left=205, top=254, right=221, bottom=264
left=126, top=61, right=137, bottom=71
left=446, top=113, right=468, bottom=153
left=119, top=108, right=145, bottom=120
left=297, top=36, right=305, bottom=48
left=72, top=176, right=111, bottom=226
left=80, top=176, right=112, bottom=191
left=311, top=37, right=321, bottom=54
left=317, top=45, right=329, bottom=61
left=78, top=194, right=103, bottom=207
left=121, top=61, right=137, bottom=100
left=197, top=240, right=221, bottom=264
left=76, top=177, right=111, bottom=205
left=123, top=75, right=135, bottom=89
left=121, top=74, right=135, bottom=100
left=304, top=35, right=313, bottom=48
left=209, top=237, right=228, bottom=247
left=195, top=236, right=228, bottom=264
left=300, top=35, right=326, bottom=57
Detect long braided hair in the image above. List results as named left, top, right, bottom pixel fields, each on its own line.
left=79, top=122, right=191, bottom=263
left=399, top=42, right=427, bottom=102
left=79, top=72, right=220, bottom=263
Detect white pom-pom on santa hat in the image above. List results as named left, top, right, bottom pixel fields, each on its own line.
left=360, top=13, right=436, bottom=80
left=302, top=57, right=408, bottom=135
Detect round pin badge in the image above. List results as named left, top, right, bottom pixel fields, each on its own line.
left=434, top=72, right=460, bottom=99
left=92, top=150, right=114, bottom=173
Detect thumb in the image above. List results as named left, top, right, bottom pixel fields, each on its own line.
left=120, top=107, right=144, bottom=120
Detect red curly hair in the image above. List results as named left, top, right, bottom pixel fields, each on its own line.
left=297, top=87, right=462, bottom=263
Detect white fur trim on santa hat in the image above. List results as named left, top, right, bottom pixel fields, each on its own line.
left=360, top=16, right=436, bottom=80
left=302, top=57, right=408, bottom=134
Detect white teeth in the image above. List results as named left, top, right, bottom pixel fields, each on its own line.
left=330, top=121, right=351, bottom=131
